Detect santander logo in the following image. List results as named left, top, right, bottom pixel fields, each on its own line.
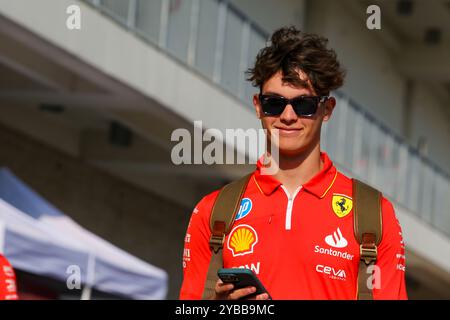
left=325, top=227, right=348, bottom=248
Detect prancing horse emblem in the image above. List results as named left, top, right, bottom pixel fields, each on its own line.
left=332, top=194, right=353, bottom=218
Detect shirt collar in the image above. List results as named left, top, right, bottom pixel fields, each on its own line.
left=253, top=152, right=337, bottom=198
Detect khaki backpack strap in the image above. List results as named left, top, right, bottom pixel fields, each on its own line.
left=353, top=179, right=382, bottom=300
left=201, top=173, right=253, bottom=299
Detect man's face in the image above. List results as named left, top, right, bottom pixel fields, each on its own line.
left=253, top=70, right=335, bottom=157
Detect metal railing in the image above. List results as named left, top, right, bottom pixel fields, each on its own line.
left=82, top=0, right=450, bottom=236
left=84, top=0, right=267, bottom=104
left=325, top=93, right=450, bottom=236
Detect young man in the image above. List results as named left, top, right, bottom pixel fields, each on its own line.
left=179, top=27, right=407, bottom=300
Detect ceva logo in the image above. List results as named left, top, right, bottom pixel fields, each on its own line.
left=325, top=227, right=348, bottom=248
left=316, top=264, right=347, bottom=280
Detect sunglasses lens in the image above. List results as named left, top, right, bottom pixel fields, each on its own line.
left=260, top=95, right=323, bottom=116
left=261, top=96, right=286, bottom=115
left=292, top=97, right=319, bottom=116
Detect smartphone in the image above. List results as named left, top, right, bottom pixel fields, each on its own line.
left=217, top=268, right=272, bottom=299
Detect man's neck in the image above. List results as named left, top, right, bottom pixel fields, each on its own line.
left=271, top=143, right=323, bottom=195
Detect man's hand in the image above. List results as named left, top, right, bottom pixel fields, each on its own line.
left=210, top=279, right=270, bottom=300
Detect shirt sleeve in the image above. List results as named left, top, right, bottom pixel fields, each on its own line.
left=0, top=255, right=18, bottom=300
left=179, top=191, right=218, bottom=300
left=372, top=197, right=408, bottom=300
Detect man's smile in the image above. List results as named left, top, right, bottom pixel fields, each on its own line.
left=273, top=126, right=303, bottom=137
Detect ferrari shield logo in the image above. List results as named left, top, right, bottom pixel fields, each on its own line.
left=332, top=194, right=353, bottom=218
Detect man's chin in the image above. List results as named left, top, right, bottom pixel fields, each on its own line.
left=277, top=145, right=309, bottom=157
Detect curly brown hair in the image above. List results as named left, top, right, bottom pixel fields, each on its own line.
left=246, top=26, right=345, bottom=96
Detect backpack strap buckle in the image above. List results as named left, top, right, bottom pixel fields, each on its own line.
left=209, top=221, right=226, bottom=254
left=360, top=233, right=378, bottom=265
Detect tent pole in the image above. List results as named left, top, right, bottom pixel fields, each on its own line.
left=81, top=253, right=96, bottom=300
left=81, top=284, right=92, bottom=300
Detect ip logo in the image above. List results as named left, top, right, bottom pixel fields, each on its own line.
left=66, top=5, right=81, bottom=30
left=235, top=198, right=252, bottom=221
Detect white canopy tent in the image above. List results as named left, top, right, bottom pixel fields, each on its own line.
left=0, top=168, right=168, bottom=299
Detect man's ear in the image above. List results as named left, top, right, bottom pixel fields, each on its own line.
left=322, top=97, right=336, bottom=122
left=253, top=94, right=263, bottom=119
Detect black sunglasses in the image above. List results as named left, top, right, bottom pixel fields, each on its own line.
left=259, top=94, right=329, bottom=117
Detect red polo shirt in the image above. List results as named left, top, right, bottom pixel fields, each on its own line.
left=0, top=254, right=18, bottom=300
left=179, top=152, right=407, bottom=299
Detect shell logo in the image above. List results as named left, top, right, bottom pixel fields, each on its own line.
left=227, top=224, right=258, bottom=257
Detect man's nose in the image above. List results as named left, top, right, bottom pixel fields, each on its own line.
left=280, top=104, right=298, bottom=122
